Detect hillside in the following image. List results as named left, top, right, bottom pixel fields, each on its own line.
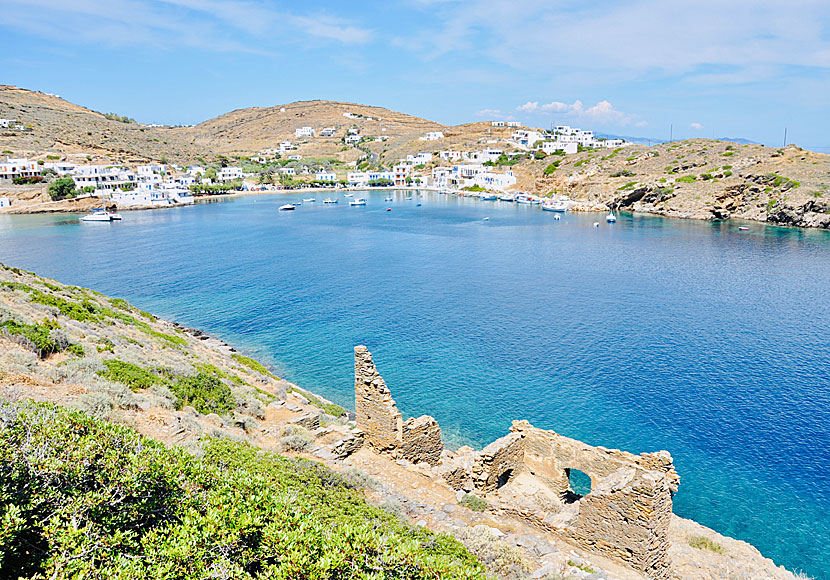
left=2, top=85, right=830, bottom=229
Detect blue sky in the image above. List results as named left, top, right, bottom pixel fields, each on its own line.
left=2, top=0, right=829, bottom=149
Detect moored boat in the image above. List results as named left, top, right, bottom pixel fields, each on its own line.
left=349, top=198, right=367, bottom=206
left=479, top=193, right=497, bottom=201
left=498, top=194, right=515, bottom=202
left=303, top=198, right=316, bottom=203
left=606, top=212, right=617, bottom=223
left=279, top=204, right=295, bottom=211
left=323, top=198, right=338, bottom=204
left=79, top=209, right=113, bottom=222
left=541, top=201, right=568, bottom=212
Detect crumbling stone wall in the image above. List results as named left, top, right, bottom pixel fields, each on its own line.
left=354, top=347, right=679, bottom=580
left=510, top=420, right=678, bottom=580
left=354, top=345, right=443, bottom=465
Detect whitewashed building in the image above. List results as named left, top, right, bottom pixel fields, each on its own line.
left=218, top=167, right=243, bottom=182
left=472, top=171, right=516, bottom=191
left=511, top=130, right=544, bottom=149
left=320, top=127, right=336, bottom=137
left=347, top=171, right=369, bottom=187
left=72, top=165, right=137, bottom=192
left=406, top=152, right=432, bottom=165
left=541, top=141, right=578, bottom=155
left=43, top=161, right=77, bottom=175
left=0, top=157, right=39, bottom=180
left=295, top=126, right=314, bottom=138
left=315, top=170, right=337, bottom=182
left=439, top=150, right=464, bottom=162
left=0, top=196, right=10, bottom=208
left=345, top=134, right=362, bottom=145
left=420, top=131, right=445, bottom=141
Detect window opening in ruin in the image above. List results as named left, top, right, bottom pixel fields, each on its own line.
left=496, top=468, right=514, bottom=489
left=563, top=468, right=592, bottom=503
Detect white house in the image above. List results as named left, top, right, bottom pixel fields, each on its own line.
left=511, top=130, right=544, bottom=149
left=507, top=121, right=521, bottom=127
left=491, top=121, right=506, bottom=127
left=218, top=167, right=243, bottom=182
left=287, top=155, right=303, bottom=161
left=320, top=127, right=336, bottom=137
left=406, top=152, right=432, bottom=165
left=279, top=141, right=295, bottom=153
left=0, top=196, right=10, bottom=208
left=315, top=170, right=337, bottom=182
left=347, top=171, right=369, bottom=187
left=420, top=131, right=445, bottom=141
left=472, top=171, right=516, bottom=191
left=439, top=150, right=464, bottom=162
left=541, top=141, right=578, bottom=155
left=0, top=119, right=24, bottom=130
left=432, top=167, right=452, bottom=189
left=345, top=134, right=362, bottom=145
left=279, top=167, right=296, bottom=175
left=43, top=161, right=76, bottom=175
left=72, top=165, right=137, bottom=192
left=367, top=171, right=394, bottom=183
left=295, top=126, right=314, bottom=138
left=393, top=164, right=411, bottom=186
left=0, top=157, right=39, bottom=180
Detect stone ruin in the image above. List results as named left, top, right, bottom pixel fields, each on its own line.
left=353, top=346, right=680, bottom=580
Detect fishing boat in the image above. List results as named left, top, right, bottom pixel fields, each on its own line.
left=738, top=226, right=749, bottom=231
left=323, top=198, right=338, bottom=204
left=279, top=204, right=295, bottom=211
left=516, top=194, right=540, bottom=205
left=344, top=193, right=354, bottom=198
left=479, top=193, right=497, bottom=201
left=498, top=194, right=515, bottom=202
left=606, top=212, right=617, bottom=223
left=541, top=201, right=568, bottom=212
left=303, top=198, right=316, bottom=203
left=349, top=198, right=367, bottom=206
left=384, top=196, right=393, bottom=202
left=79, top=209, right=113, bottom=222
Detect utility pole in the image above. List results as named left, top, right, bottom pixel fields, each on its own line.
left=783, top=128, right=788, bottom=147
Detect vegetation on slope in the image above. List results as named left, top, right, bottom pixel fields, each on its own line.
left=0, top=401, right=489, bottom=579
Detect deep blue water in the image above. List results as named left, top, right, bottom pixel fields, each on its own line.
left=1, top=191, right=828, bottom=578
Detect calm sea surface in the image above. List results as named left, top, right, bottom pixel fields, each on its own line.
left=1, top=190, right=828, bottom=578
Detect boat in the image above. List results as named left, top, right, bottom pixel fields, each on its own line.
left=323, top=198, right=338, bottom=204
left=498, top=194, right=515, bottom=202
left=405, top=196, right=413, bottom=201
left=479, top=193, right=497, bottom=201
left=386, top=208, right=392, bottom=211
left=279, top=204, right=295, bottom=211
left=593, top=222, right=600, bottom=228
left=416, top=203, right=422, bottom=207
left=349, top=198, right=367, bottom=206
left=303, top=198, right=316, bottom=203
left=516, top=194, right=540, bottom=205
left=79, top=209, right=113, bottom=222
left=108, top=211, right=123, bottom=220
left=553, top=215, right=561, bottom=221
left=384, top=196, right=393, bottom=202
left=344, top=193, right=354, bottom=198
left=541, top=201, right=568, bottom=212
left=738, top=226, right=749, bottom=231
left=606, top=212, right=617, bottom=223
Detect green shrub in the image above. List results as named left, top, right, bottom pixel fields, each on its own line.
left=617, top=181, right=637, bottom=191
left=171, top=372, right=235, bottom=415
left=232, top=353, right=278, bottom=379
left=0, top=401, right=487, bottom=579
left=98, top=359, right=169, bottom=391
left=543, top=161, right=560, bottom=174
left=676, top=175, right=697, bottom=183
left=0, top=319, right=80, bottom=359
left=47, top=177, right=79, bottom=201
left=459, top=493, right=488, bottom=512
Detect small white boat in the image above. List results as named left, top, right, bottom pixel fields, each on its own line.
left=738, top=226, right=749, bottom=231
left=593, top=222, right=600, bottom=228
left=405, top=196, right=413, bottom=201
left=498, top=194, right=515, bottom=202
left=516, top=194, right=540, bottom=205
left=323, top=198, right=338, bottom=204
left=606, top=212, right=617, bottom=223
left=541, top=201, right=568, bottom=212
left=80, top=209, right=113, bottom=222
left=349, top=198, right=367, bottom=206
left=344, top=193, right=354, bottom=198
left=303, top=198, right=316, bottom=203
left=554, top=215, right=561, bottom=221
left=279, top=204, right=295, bottom=211
left=384, top=196, right=393, bottom=202
left=479, top=193, right=497, bottom=201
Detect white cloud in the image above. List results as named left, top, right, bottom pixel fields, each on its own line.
left=476, top=108, right=514, bottom=120
left=0, top=0, right=372, bottom=51
left=515, top=99, right=643, bottom=127
left=690, top=122, right=704, bottom=130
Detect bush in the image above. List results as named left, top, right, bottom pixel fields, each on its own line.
left=70, top=392, right=115, bottom=419
left=676, top=175, right=697, bottom=183
left=455, top=525, right=531, bottom=577
left=279, top=433, right=313, bottom=452
left=47, top=177, right=79, bottom=201
left=0, top=319, right=79, bottom=358
left=543, top=161, right=560, bottom=174
left=459, top=493, right=488, bottom=512
left=98, top=359, right=169, bottom=391
left=232, top=353, right=278, bottom=379
left=171, top=372, right=235, bottom=415
left=0, top=401, right=489, bottom=579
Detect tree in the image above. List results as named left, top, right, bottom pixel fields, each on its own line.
left=47, top=177, right=77, bottom=201
left=258, top=172, right=273, bottom=185
left=204, top=167, right=217, bottom=181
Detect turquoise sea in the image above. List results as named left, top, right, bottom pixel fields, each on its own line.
left=1, top=190, right=828, bottom=578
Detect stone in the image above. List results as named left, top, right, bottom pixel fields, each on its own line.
left=330, top=429, right=365, bottom=460
left=289, top=412, right=321, bottom=430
